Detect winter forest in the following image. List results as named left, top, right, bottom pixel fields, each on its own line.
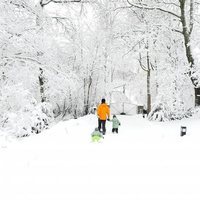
left=2, top=1, right=200, bottom=200
left=1, top=0, right=200, bottom=137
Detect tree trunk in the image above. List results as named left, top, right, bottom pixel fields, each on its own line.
left=36, top=3, right=46, bottom=103
left=39, top=67, right=46, bottom=102
left=147, top=50, right=151, bottom=114
left=180, top=0, right=199, bottom=106
left=84, top=76, right=92, bottom=115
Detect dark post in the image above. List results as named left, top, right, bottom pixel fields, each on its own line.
left=195, top=88, right=200, bottom=106
left=181, top=126, right=187, bottom=137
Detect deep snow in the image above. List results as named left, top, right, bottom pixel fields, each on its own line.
left=0, top=114, right=200, bottom=200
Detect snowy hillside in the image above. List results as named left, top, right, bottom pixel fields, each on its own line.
left=1, top=114, right=200, bottom=200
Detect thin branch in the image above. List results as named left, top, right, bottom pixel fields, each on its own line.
left=123, top=39, right=144, bottom=58
left=171, top=28, right=183, bottom=34
left=139, top=60, right=148, bottom=71
left=157, top=1, right=179, bottom=8
left=153, top=23, right=182, bottom=34
left=150, top=62, right=155, bottom=70
left=10, top=1, right=25, bottom=8
left=113, top=5, right=133, bottom=11
left=127, top=0, right=181, bottom=19
left=51, top=16, right=71, bottom=19
left=40, top=0, right=83, bottom=7
left=13, top=56, right=42, bottom=65
left=10, top=1, right=38, bottom=16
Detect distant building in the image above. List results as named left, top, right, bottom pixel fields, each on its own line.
left=110, top=91, right=143, bottom=115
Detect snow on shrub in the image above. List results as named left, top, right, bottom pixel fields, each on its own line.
left=189, top=107, right=200, bottom=118
left=148, top=103, right=170, bottom=122
left=1, top=103, right=53, bottom=137
left=148, top=94, right=189, bottom=122
left=0, top=84, right=54, bottom=137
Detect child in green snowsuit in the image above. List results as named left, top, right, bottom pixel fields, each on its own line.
left=91, top=128, right=104, bottom=142
left=111, top=115, right=121, bottom=133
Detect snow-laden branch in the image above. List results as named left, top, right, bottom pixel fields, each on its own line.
left=123, top=38, right=145, bottom=58
left=8, top=55, right=78, bottom=81
left=12, top=56, right=42, bottom=65
left=156, top=0, right=179, bottom=8
left=127, top=0, right=181, bottom=19
left=10, top=1, right=38, bottom=16
left=40, top=0, right=88, bottom=7
left=138, top=59, right=148, bottom=71
left=113, top=5, right=133, bottom=11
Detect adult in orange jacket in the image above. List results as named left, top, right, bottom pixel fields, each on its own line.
left=97, top=98, right=110, bottom=135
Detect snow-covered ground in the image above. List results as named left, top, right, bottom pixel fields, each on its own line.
left=0, top=114, right=200, bottom=200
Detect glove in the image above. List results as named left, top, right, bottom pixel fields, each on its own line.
left=119, top=123, right=121, bottom=126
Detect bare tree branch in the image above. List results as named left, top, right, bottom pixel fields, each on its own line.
left=157, top=1, right=179, bottom=8
left=127, top=0, right=181, bottom=19
left=123, top=39, right=144, bottom=58
left=171, top=28, right=183, bottom=34
left=40, top=0, right=82, bottom=7
left=113, top=5, right=133, bottom=11
left=138, top=58, right=148, bottom=71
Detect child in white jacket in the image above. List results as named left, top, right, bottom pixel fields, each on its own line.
left=110, top=115, right=121, bottom=133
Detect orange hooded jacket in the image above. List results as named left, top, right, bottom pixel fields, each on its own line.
left=97, top=103, right=110, bottom=120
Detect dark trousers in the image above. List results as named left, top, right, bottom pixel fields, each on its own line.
left=98, top=118, right=106, bottom=135
left=112, top=128, right=118, bottom=133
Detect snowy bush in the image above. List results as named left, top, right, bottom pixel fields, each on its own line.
left=189, top=107, right=200, bottom=118
left=148, top=94, right=190, bottom=122
left=0, top=84, right=54, bottom=137
left=148, top=103, right=170, bottom=122
left=1, top=103, right=53, bottom=137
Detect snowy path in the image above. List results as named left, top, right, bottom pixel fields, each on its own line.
left=0, top=114, right=200, bottom=200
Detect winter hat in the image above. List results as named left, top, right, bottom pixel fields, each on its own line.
left=101, top=98, right=106, bottom=103
left=113, top=115, right=116, bottom=118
